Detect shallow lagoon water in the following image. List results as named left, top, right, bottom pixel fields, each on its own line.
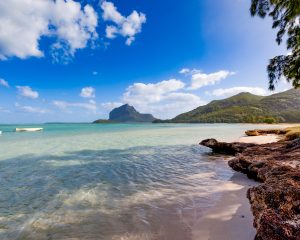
left=0, top=123, right=274, bottom=240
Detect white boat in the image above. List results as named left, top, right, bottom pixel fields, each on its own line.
left=0, top=131, right=2, bottom=135
left=16, top=128, right=43, bottom=132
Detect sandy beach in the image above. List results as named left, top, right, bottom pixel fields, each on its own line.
left=195, top=128, right=289, bottom=240
left=238, top=123, right=299, bottom=144
left=238, top=123, right=300, bottom=144
left=238, top=134, right=280, bottom=144
left=197, top=124, right=300, bottom=240
left=193, top=172, right=258, bottom=240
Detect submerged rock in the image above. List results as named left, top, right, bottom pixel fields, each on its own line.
left=200, top=138, right=300, bottom=240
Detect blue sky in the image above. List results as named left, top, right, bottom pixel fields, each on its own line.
left=0, top=0, right=291, bottom=123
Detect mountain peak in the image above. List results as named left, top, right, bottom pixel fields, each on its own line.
left=108, top=104, right=156, bottom=122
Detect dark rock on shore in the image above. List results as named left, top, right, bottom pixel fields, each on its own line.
left=200, top=138, right=255, bottom=155
left=200, top=138, right=300, bottom=240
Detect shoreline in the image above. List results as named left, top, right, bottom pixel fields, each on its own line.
left=237, top=123, right=299, bottom=144
left=193, top=171, right=258, bottom=240
left=200, top=126, right=300, bottom=239
left=194, top=129, right=279, bottom=240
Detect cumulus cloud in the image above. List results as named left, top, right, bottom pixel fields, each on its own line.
left=209, top=87, right=268, bottom=98
left=123, top=79, right=185, bottom=103
left=53, top=99, right=97, bottom=112
left=0, top=0, right=98, bottom=61
left=122, top=79, right=205, bottom=119
left=15, top=103, right=49, bottom=114
left=101, top=1, right=146, bottom=45
left=105, top=25, right=118, bottom=39
left=0, top=79, right=9, bottom=88
left=16, top=86, right=39, bottom=99
left=80, top=87, right=95, bottom=98
left=188, top=70, right=235, bottom=90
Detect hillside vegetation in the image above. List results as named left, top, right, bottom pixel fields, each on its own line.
left=155, top=89, right=300, bottom=123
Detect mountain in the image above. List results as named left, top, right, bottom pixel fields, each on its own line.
left=154, top=89, right=300, bottom=123
left=109, top=104, right=156, bottom=122
left=93, top=104, right=156, bottom=123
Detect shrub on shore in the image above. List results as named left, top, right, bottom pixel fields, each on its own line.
left=285, top=127, right=300, bottom=140
left=245, top=126, right=300, bottom=140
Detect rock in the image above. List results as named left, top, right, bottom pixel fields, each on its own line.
left=200, top=138, right=300, bottom=239
left=248, top=167, right=300, bottom=240
left=200, top=138, right=255, bottom=155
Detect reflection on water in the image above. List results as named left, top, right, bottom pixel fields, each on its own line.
left=0, top=123, right=262, bottom=240
left=0, top=145, right=233, bottom=240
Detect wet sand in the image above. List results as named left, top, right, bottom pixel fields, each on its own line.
left=194, top=125, right=300, bottom=239
left=195, top=129, right=290, bottom=240
left=193, top=172, right=258, bottom=240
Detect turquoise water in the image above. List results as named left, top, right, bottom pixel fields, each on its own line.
left=0, top=123, right=270, bottom=239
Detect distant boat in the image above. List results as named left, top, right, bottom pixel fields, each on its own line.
left=16, top=128, right=43, bottom=132
left=0, top=131, right=2, bottom=135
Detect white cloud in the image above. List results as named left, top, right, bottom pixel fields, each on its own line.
left=101, top=102, right=123, bottom=110
left=179, top=68, right=190, bottom=74
left=105, top=25, right=118, bottom=39
left=15, top=103, right=49, bottom=114
left=16, top=86, right=39, bottom=99
left=0, top=79, right=9, bottom=88
left=188, top=70, right=235, bottom=90
left=0, top=107, right=10, bottom=113
left=101, top=1, right=146, bottom=46
left=122, top=79, right=205, bottom=119
left=53, top=100, right=97, bottom=112
left=209, top=87, right=268, bottom=98
left=125, top=36, right=135, bottom=46
left=123, top=79, right=185, bottom=104
left=80, top=87, right=95, bottom=98
left=89, top=99, right=96, bottom=105
left=179, top=68, right=201, bottom=75
left=101, top=1, right=124, bottom=24
left=0, top=0, right=98, bottom=61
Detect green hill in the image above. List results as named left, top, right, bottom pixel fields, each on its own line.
left=154, top=89, right=300, bottom=123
